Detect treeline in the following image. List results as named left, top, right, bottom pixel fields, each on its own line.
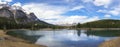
left=76, top=19, right=120, bottom=28
left=0, top=17, right=63, bottom=29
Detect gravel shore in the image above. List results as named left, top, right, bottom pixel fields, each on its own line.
left=99, top=37, right=120, bottom=47
left=0, top=30, right=46, bottom=47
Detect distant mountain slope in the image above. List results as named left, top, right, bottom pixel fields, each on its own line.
left=80, top=19, right=120, bottom=28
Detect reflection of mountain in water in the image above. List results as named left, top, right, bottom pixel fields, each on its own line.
left=7, top=30, right=43, bottom=43
left=84, top=30, right=120, bottom=37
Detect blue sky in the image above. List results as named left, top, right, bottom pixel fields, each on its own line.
left=0, top=0, right=120, bottom=25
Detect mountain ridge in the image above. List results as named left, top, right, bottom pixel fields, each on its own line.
left=0, top=3, right=55, bottom=29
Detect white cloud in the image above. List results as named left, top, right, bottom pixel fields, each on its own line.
left=97, top=9, right=108, bottom=13
left=0, top=0, right=12, bottom=4
left=12, top=2, right=22, bottom=7
left=11, top=2, right=23, bottom=10
left=109, top=6, right=120, bottom=16
left=22, top=3, right=67, bottom=19
left=93, top=0, right=112, bottom=8
left=3, top=0, right=12, bottom=2
left=64, top=0, right=74, bottom=3
left=82, top=16, right=100, bottom=23
left=22, top=3, right=70, bottom=25
left=109, top=10, right=119, bottom=15
left=70, top=5, right=84, bottom=11
left=82, top=0, right=93, bottom=3
left=104, top=14, right=111, bottom=18
left=0, top=1, right=6, bottom=4
left=22, top=3, right=100, bottom=25
left=97, top=5, right=120, bottom=16
left=1, top=0, right=12, bottom=2
left=55, top=15, right=88, bottom=25
left=52, top=16, right=100, bottom=25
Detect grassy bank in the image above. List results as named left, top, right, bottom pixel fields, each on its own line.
left=99, top=37, right=120, bottom=47
left=0, top=30, right=46, bottom=47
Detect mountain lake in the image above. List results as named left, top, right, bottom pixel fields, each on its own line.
left=7, top=29, right=120, bottom=47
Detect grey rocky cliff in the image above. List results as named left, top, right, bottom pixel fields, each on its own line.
left=0, top=7, right=14, bottom=18
left=0, top=4, right=47, bottom=24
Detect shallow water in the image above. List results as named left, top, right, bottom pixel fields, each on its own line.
left=7, top=29, right=120, bottom=47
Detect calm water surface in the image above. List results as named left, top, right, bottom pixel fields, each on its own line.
left=7, top=29, right=120, bottom=47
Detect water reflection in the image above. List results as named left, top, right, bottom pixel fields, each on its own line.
left=7, top=30, right=43, bottom=43
left=77, top=30, right=81, bottom=36
left=85, top=30, right=120, bottom=37
left=7, top=29, right=120, bottom=47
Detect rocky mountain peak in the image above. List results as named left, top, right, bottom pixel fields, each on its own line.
left=0, top=3, right=41, bottom=24
left=0, top=7, right=14, bottom=18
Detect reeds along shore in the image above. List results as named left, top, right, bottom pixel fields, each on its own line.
left=0, top=30, right=46, bottom=47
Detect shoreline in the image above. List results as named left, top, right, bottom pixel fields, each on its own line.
left=99, top=37, right=120, bottom=47
left=0, top=30, right=46, bottom=47
left=71, top=28, right=120, bottom=30
left=4, top=28, right=120, bottom=31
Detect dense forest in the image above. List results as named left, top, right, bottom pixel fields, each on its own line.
left=1, top=16, right=120, bottom=29
left=0, top=17, right=63, bottom=29
left=76, top=19, right=120, bottom=28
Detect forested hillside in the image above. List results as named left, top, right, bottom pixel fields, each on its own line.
left=76, top=19, right=120, bottom=28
